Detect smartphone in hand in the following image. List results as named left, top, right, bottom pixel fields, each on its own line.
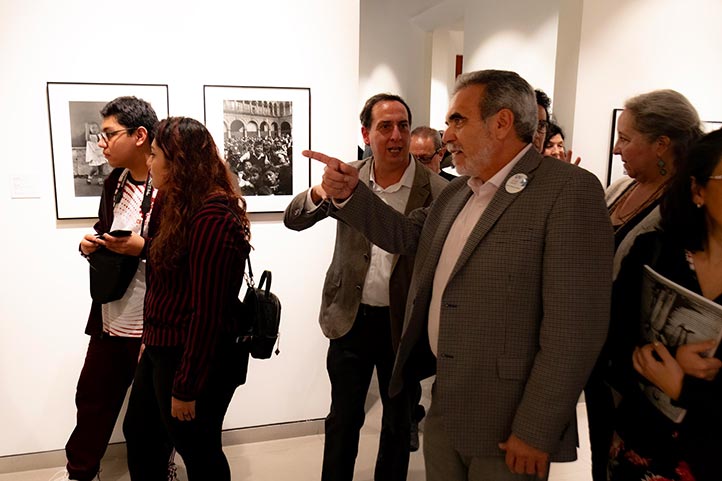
left=107, top=229, right=132, bottom=237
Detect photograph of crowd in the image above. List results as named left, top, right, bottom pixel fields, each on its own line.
left=223, top=99, right=293, bottom=196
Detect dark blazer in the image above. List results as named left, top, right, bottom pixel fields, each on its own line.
left=332, top=148, right=614, bottom=461
left=284, top=157, right=447, bottom=343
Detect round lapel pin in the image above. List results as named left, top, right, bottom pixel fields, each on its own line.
left=505, top=173, right=528, bottom=194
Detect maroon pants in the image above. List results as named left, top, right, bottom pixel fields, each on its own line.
left=65, top=334, right=141, bottom=481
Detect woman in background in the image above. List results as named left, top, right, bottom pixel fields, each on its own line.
left=543, top=121, right=567, bottom=160
left=585, top=89, right=703, bottom=481
left=542, top=121, right=581, bottom=164
left=607, top=128, right=722, bottom=481
left=123, top=117, right=251, bottom=481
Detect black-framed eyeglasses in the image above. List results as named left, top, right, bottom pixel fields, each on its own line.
left=536, top=120, right=548, bottom=134
left=415, top=147, right=445, bottom=164
left=98, top=128, right=135, bottom=143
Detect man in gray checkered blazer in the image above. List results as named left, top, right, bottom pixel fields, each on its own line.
left=304, top=69, right=614, bottom=480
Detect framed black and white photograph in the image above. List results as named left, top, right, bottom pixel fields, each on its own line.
left=608, top=108, right=722, bottom=187
left=47, top=82, right=169, bottom=219
left=203, top=85, right=311, bottom=213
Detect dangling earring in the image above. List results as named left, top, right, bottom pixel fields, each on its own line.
left=696, top=202, right=703, bottom=208
left=657, top=157, right=667, bottom=176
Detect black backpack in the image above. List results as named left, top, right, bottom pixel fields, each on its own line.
left=240, top=258, right=281, bottom=359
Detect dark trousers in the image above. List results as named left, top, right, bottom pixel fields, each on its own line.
left=584, top=369, right=615, bottom=481
left=322, top=304, right=411, bottom=481
left=66, top=334, right=141, bottom=481
left=123, top=344, right=241, bottom=481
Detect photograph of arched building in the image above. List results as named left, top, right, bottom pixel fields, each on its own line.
left=223, top=99, right=293, bottom=196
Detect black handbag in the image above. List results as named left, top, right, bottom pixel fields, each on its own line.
left=88, top=249, right=139, bottom=303
left=241, top=258, right=282, bottom=359
left=86, top=170, right=153, bottom=304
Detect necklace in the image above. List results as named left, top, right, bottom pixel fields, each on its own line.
left=610, top=180, right=667, bottom=226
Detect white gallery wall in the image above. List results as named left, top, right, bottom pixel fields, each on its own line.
left=462, top=0, right=559, bottom=108
left=571, top=0, right=722, bottom=183
left=358, top=0, right=433, bottom=134
left=0, top=0, right=359, bottom=457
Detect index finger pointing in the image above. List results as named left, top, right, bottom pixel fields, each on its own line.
left=303, top=149, right=335, bottom=165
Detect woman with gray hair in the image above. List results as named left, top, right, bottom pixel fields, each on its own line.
left=585, top=89, right=703, bottom=481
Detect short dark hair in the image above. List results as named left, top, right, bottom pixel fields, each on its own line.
left=545, top=121, right=565, bottom=143
left=454, top=70, right=537, bottom=143
left=535, top=89, right=551, bottom=122
left=410, top=126, right=442, bottom=150
left=359, top=93, right=412, bottom=130
left=100, top=96, right=159, bottom=143
left=661, top=127, right=722, bottom=252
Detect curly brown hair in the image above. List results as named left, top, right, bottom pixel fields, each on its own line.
left=150, top=117, right=251, bottom=270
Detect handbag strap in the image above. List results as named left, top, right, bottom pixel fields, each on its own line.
left=245, top=257, right=255, bottom=288
left=223, top=203, right=256, bottom=288
left=258, top=269, right=272, bottom=295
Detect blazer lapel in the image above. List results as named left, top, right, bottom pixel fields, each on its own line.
left=391, top=160, right=431, bottom=272
left=449, top=149, right=543, bottom=279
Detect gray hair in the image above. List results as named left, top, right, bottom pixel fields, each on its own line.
left=453, top=70, right=537, bottom=143
left=624, top=89, right=703, bottom=162
left=410, top=126, right=442, bottom=150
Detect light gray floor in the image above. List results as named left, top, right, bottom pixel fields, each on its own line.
left=0, top=381, right=592, bottom=481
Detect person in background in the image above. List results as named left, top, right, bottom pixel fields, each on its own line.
left=606, top=128, right=722, bottom=481
left=84, top=121, right=108, bottom=185
left=285, top=93, right=447, bottom=481
left=123, top=117, right=252, bottom=481
left=305, top=69, right=613, bottom=481
left=543, top=121, right=566, bottom=160
left=532, top=89, right=551, bottom=154
left=543, top=121, right=581, bottom=165
left=584, top=89, right=703, bottom=481
left=410, top=126, right=455, bottom=181
left=51, top=97, right=158, bottom=481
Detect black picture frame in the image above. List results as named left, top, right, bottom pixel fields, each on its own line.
left=203, top=85, right=311, bottom=213
left=47, top=82, right=169, bottom=219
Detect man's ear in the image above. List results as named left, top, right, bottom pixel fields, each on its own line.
left=135, top=126, right=149, bottom=147
left=361, top=126, right=370, bottom=146
left=493, top=108, right=515, bottom=139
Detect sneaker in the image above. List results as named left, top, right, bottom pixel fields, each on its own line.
left=47, top=469, right=100, bottom=481
left=48, top=470, right=70, bottom=481
left=410, top=420, right=420, bottom=452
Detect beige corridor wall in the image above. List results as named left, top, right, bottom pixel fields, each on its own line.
left=0, top=0, right=359, bottom=457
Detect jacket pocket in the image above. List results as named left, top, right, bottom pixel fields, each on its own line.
left=497, top=357, right=530, bottom=380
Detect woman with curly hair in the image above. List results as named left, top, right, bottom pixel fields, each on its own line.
left=123, top=117, right=252, bottom=481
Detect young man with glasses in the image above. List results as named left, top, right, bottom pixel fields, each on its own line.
left=52, top=97, right=159, bottom=481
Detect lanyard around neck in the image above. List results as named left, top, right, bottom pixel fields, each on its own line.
left=111, top=169, right=154, bottom=235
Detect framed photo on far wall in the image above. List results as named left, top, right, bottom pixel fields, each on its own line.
left=203, top=85, right=311, bottom=213
left=607, top=108, right=624, bottom=187
left=608, top=108, right=722, bottom=187
left=47, top=82, right=169, bottom=219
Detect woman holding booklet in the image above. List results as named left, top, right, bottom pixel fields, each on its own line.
left=606, top=129, right=722, bottom=481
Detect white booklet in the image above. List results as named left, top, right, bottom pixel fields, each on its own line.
left=638, top=264, right=722, bottom=423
